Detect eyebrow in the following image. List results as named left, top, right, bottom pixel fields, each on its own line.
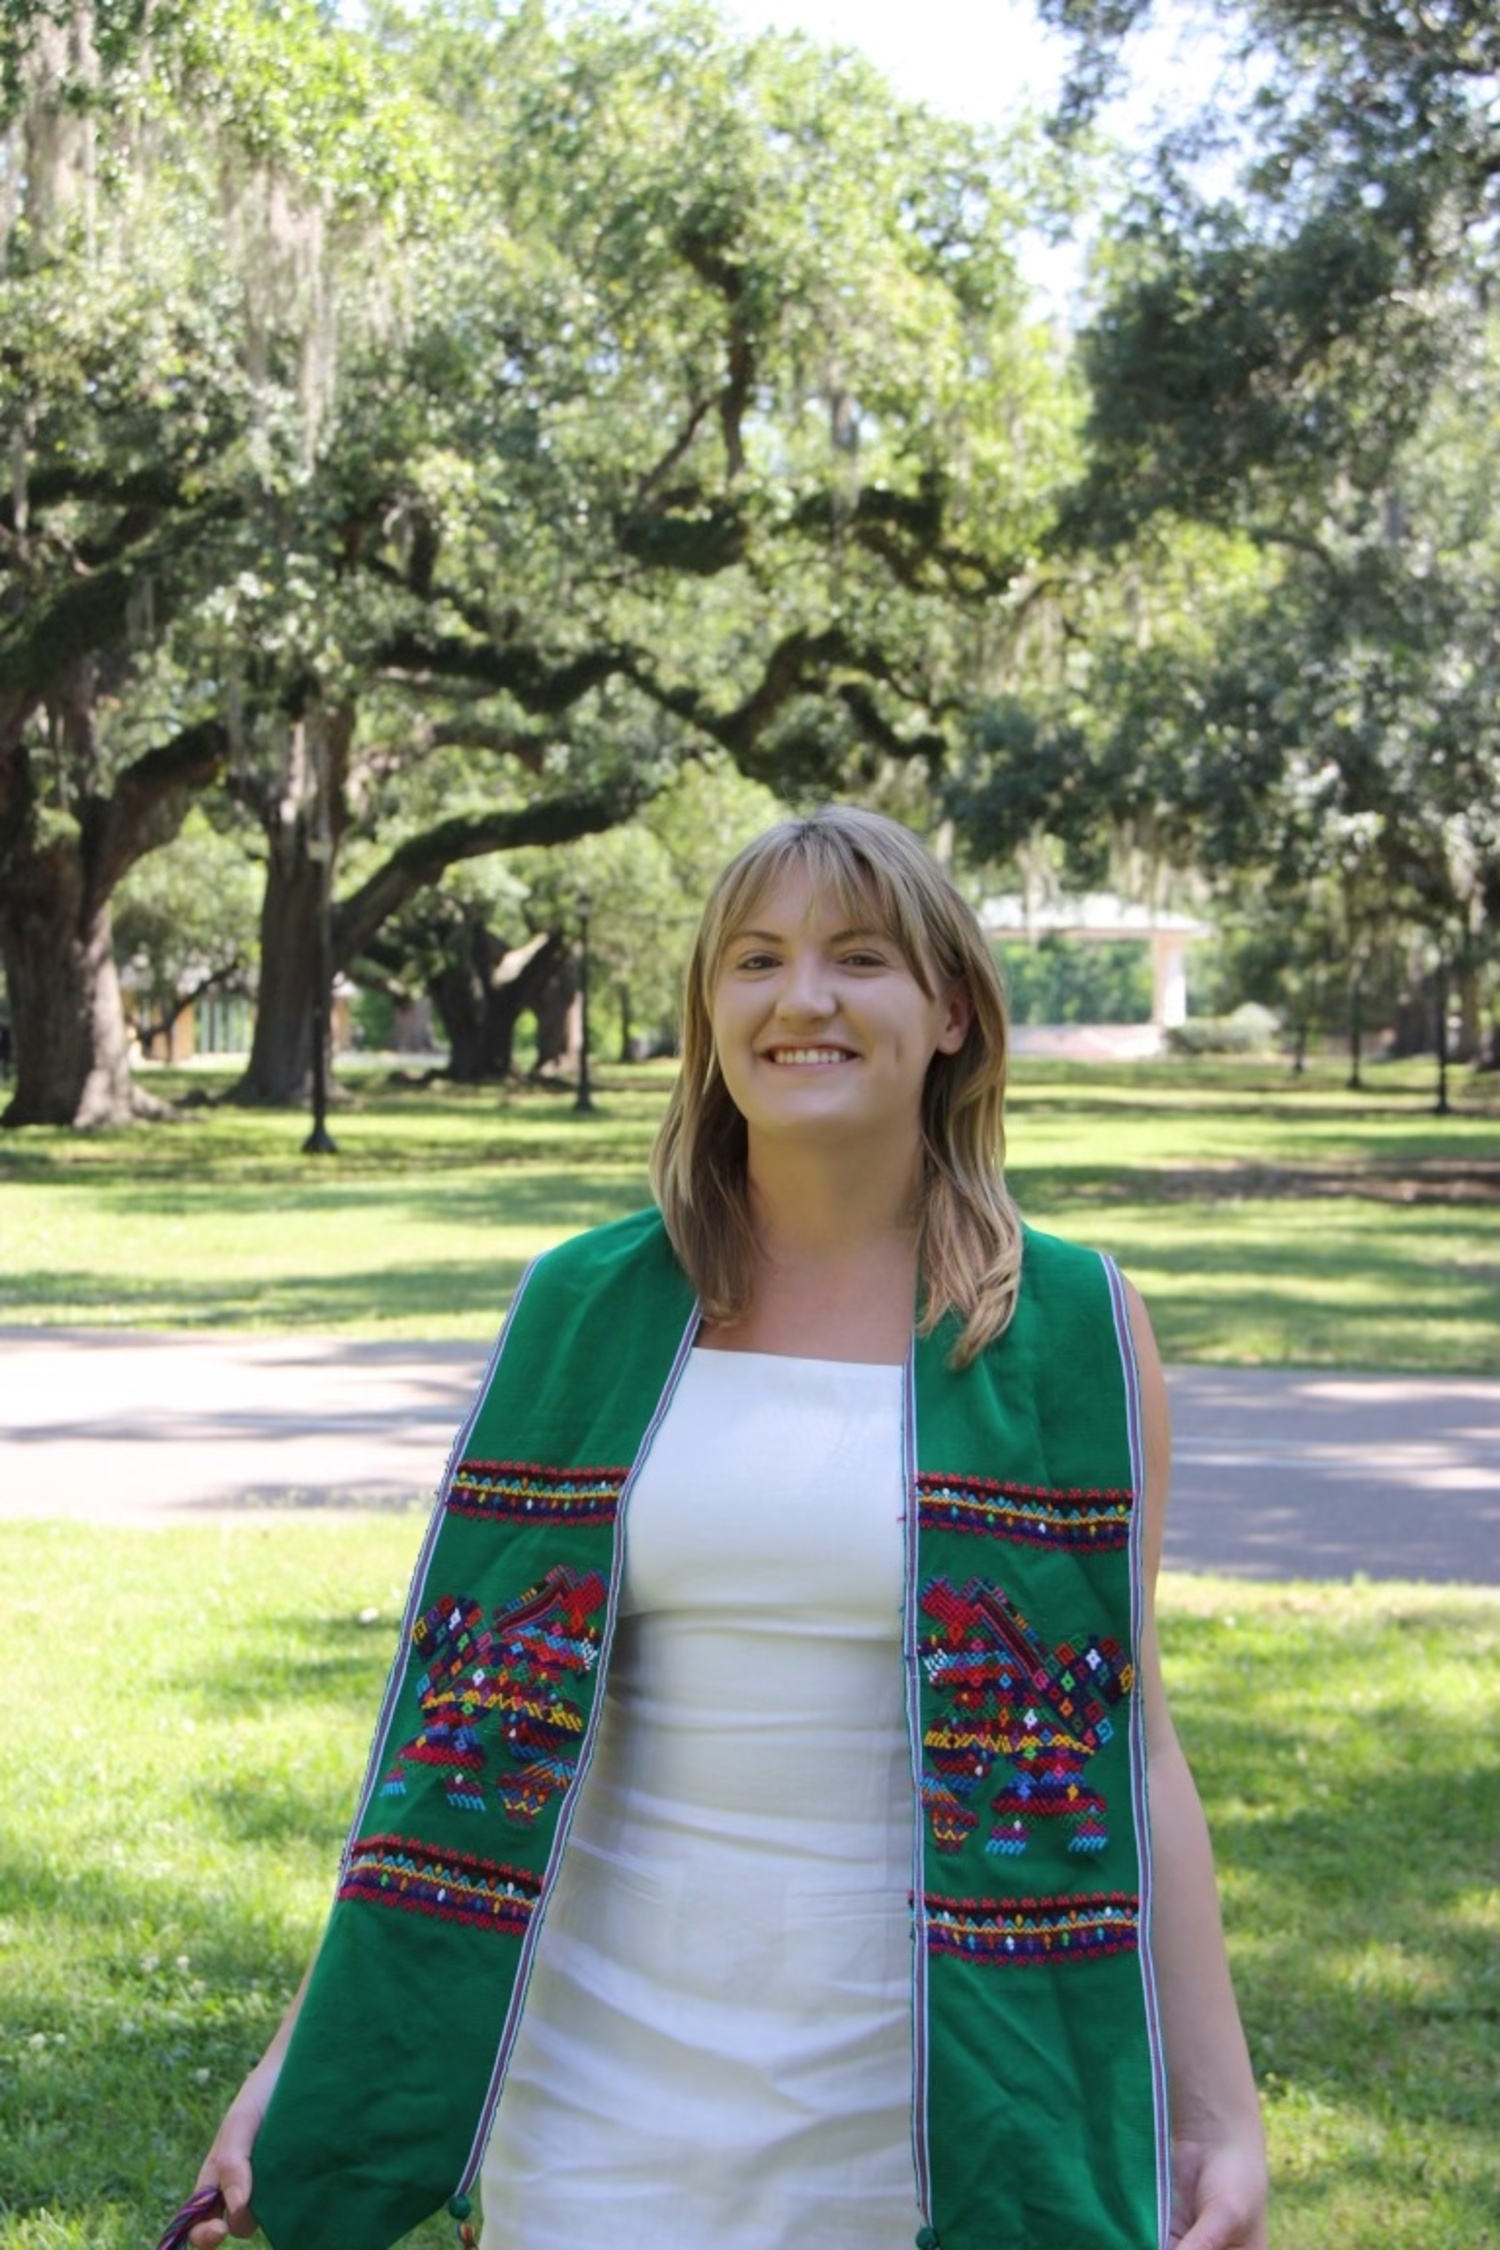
left=730, top=924, right=891, bottom=944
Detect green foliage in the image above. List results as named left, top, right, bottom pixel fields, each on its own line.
left=3, top=0, right=1087, bottom=1123
left=950, top=519, right=1281, bottom=885
left=1048, top=0, right=1500, bottom=540
left=994, top=935, right=1153, bottom=1024
left=511, top=756, right=786, bottom=1051
left=973, top=0, right=1496, bottom=1083
left=112, top=808, right=261, bottom=1032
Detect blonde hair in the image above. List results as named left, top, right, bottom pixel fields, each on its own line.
left=650, top=804, right=1022, bottom=1365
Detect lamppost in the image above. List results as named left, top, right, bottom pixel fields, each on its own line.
left=303, top=812, right=338, bottom=1157
left=574, top=890, right=595, bottom=1115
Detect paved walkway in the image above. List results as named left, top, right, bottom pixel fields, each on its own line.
left=1, top=1329, right=1497, bottom=1583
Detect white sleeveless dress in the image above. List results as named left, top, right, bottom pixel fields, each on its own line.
left=479, top=1348, right=922, bottom=2250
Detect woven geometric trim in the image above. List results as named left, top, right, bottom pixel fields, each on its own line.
left=340, top=1833, right=540, bottom=1936
left=925, top=1889, right=1139, bottom=1965
left=919, top=1575, right=1132, bottom=1860
left=917, top=1471, right=1133, bottom=1551
left=448, top=1459, right=628, bottom=1526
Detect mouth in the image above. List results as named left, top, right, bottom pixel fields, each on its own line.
left=762, top=1046, right=857, bottom=1066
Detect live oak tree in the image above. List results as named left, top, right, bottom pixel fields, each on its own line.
left=0, top=0, right=434, bottom=1123
left=1044, top=0, right=1500, bottom=527
left=0, top=1, right=225, bottom=1123
left=273, top=0, right=1071, bottom=1111
left=1016, top=0, right=1500, bottom=1069
left=2, top=0, right=1075, bottom=1121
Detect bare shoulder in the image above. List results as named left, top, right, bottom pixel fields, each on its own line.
left=1120, top=1276, right=1167, bottom=1403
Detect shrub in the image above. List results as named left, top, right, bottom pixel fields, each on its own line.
left=1166, top=1003, right=1282, bottom=1056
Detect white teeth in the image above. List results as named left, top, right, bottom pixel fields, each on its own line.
left=769, top=1048, right=850, bottom=1065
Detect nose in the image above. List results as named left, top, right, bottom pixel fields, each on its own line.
left=773, top=949, right=836, bottom=1021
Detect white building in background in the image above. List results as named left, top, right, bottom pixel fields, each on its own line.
left=979, top=893, right=1215, bottom=1060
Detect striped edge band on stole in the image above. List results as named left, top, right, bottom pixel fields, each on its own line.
left=911, top=1229, right=1163, bottom=2250
left=1103, top=1252, right=1172, bottom=2250
left=248, top=1260, right=550, bottom=2250
left=451, top=1298, right=704, bottom=2201
left=900, top=1344, right=934, bottom=2233
left=248, top=1224, right=700, bottom=2250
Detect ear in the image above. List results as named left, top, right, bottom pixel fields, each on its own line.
left=935, top=980, right=973, bottom=1055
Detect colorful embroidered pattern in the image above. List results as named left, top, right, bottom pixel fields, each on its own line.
left=917, top=1471, right=1132, bottom=1551
left=341, top=1834, right=540, bottom=1935
left=448, top=1459, right=627, bottom=1526
left=919, top=1577, right=1132, bottom=1858
left=380, top=1566, right=609, bottom=1824
left=925, top=1890, right=1139, bottom=1965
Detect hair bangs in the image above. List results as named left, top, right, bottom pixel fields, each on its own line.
left=704, top=819, right=947, bottom=1002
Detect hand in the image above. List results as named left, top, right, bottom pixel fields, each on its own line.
left=187, top=2080, right=267, bottom=2245
left=1169, top=2133, right=1269, bottom=2250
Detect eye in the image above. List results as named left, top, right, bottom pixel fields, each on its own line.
left=840, top=947, right=891, bottom=968
left=731, top=949, right=779, bottom=972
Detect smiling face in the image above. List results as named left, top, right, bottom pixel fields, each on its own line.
left=709, top=866, right=972, bottom=1161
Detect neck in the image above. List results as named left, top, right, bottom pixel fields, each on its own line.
left=696, top=1133, right=924, bottom=1360
left=744, top=1133, right=924, bottom=1265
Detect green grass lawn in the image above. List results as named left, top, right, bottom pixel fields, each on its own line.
left=0, top=1522, right=1494, bottom=2250
left=1, top=1055, right=1496, bottom=1369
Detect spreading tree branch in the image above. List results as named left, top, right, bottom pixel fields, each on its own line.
left=330, top=776, right=653, bottom=971
left=372, top=630, right=627, bottom=713
left=89, top=718, right=231, bottom=901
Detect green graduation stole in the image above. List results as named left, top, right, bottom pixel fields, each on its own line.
left=253, top=1208, right=1167, bottom=2250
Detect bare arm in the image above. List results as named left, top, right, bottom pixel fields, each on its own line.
left=187, top=1965, right=312, bottom=2246
left=1127, top=1280, right=1269, bottom=2250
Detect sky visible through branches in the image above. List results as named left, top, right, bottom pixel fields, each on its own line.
left=722, top=0, right=1244, bottom=309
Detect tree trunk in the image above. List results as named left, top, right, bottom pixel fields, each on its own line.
left=1387, top=985, right=1430, bottom=1058
left=1456, top=962, right=1481, bottom=1064
left=533, top=961, right=580, bottom=1074
left=430, top=924, right=509, bottom=1082
left=494, top=933, right=570, bottom=1076
left=430, top=926, right=571, bottom=1082
left=0, top=866, right=136, bottom=1126
left=1345, top=965, right=1364, bottom=1092
left=229, top=709, right=348, bottom=1107
left=0, top=680, right=223, bottom=1127
left=231, top=828, right=323, bottom=1104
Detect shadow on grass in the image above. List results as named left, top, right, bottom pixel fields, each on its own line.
left=1020, top=1199, right=1497, bottom=1353
left=0, top=1841, right=312, bottom=2232
left=0, top=1804, right=470, bottom=2247
left=0, top=1253, right=532, bottom=1326
left=0, top=1078, right=666, bottom=1184
left=1013, top=1160, right=1500, bottom=1206
left=172, top=1609, right=402, bottom=1721
left=1165, top=1620, right=1500, bottom=2235
left=51, top=1165, right=648, bottom=1225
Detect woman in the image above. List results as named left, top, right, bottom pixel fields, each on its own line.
left=182, top=806, right=1267, bottom=2250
